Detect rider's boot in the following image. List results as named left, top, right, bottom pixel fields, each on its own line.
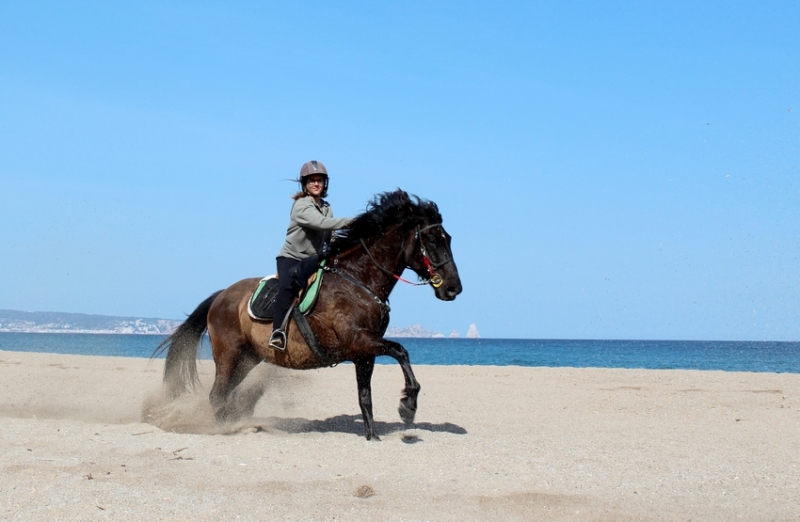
left=269, top=303, right=294, bottom=351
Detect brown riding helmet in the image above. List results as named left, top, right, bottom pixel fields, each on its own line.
left=299, top=160, right=329, bottom=197
left=299, top=160, right=328, bottom=179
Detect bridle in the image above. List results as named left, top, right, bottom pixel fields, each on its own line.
left=323, top=222, right=452, bottom=327
left=358, top=223, right=452, bottom=288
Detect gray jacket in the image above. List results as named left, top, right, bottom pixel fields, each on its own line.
left=277, top=196, right=350, bottom=261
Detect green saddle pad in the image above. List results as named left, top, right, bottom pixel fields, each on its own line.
left=298, top=259, right=326, bottom=314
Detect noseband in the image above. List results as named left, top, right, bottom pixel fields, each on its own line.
left=415, top=224, right=453, bottom=288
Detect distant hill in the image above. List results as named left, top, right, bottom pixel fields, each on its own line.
left=0, top=310, right=181, bottom=335
left=385, top=324, right=445, bottom=338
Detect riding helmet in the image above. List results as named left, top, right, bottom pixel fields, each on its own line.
left=299, top=160, right=329, bottom=197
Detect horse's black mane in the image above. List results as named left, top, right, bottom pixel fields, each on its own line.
left=328, top=189, right=441, bottom=257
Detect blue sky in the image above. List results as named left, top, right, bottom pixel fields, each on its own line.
left=1, top=1, right=797, bottom=340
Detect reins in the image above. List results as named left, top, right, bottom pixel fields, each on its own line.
left=323, top=265, right=391, bottom=315
left=358, top=224, right=451, bottom=288
left=324, top=220, right=452, bottom=325
left=323, top=263, right=391, bottom=330
left=358, top=238, right=428, bottom=287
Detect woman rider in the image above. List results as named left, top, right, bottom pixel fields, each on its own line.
left=269, top=160, right=351, bottom=350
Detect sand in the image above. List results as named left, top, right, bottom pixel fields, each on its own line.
left=0, top=349, right=798, bottom=521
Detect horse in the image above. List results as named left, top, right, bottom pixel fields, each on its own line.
left=154, top=189, right=462, bottom=440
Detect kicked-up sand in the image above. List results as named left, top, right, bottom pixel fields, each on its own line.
left=0, top=349, right=798, bottom=521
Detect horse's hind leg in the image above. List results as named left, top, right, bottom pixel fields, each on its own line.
left=382, top=340, right=421, bottom=424
left=213, top=347, right=262, bottom=423
left=208, top=325, right=261, bottom=423
left=354, top=356, right=380, bottom=441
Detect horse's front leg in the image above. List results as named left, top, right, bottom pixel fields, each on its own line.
left=382, top=339, right=421, bottom=424
left=354, top=356, right=380, bottom=441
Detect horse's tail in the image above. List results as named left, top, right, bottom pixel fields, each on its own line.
left=153, top=290, right=223, bottom=398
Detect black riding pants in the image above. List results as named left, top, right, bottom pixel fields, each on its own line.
left=272, top=255, right=319, bottom=333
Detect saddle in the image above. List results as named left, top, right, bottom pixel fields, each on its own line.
left=247, top=260, right=326, bottom=321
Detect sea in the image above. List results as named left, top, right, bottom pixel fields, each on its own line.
left=1, top=332, right=799, bottom=373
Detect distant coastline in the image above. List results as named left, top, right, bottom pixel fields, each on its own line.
left=0, top=309, right=479, bottom=338
left=0, top=310, right=180, bottom=335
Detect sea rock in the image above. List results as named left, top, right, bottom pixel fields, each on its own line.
left=465, top=324, right=480, bottom=339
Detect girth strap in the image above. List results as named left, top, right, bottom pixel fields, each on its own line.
left=292, top=308, right=335, bottom=367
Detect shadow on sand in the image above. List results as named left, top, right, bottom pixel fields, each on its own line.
left=251, top=414, right=467, bottom=438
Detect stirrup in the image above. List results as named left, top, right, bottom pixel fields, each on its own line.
left=269, top=329, right=287, bottom=351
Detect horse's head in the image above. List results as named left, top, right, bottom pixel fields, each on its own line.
left=404, top=201, right=463, bottom=302
left=329, top=189, right=463, bottom=301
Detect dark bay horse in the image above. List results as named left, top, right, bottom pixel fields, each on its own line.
left=155, top=190, right=462, bottom=440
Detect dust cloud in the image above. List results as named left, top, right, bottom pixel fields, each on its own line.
left=140, top=362, right=310, bottom=435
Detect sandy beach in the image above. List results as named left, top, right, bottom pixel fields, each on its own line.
left=1, top=349, right=798, bottom=521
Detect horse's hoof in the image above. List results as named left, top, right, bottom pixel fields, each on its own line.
left=398, top=402, right=416, bottom=424
left=215, top=407, right=237, bottom=425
